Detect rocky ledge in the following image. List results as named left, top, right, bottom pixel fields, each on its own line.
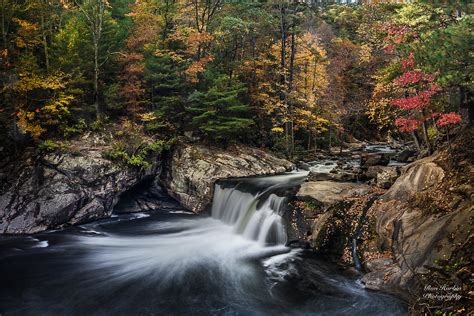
left=0, top=148, right=158, bottom=234
left=161, top=144, right=293, bottom=213
left=0, top=141, right=292, bottom=234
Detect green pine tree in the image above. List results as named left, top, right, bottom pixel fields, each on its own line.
left=187, top=76, right=254, bottom=142
left=144, top=52, right=188, bottom=134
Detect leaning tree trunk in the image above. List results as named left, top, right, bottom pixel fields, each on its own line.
left=411, top=131, right=421, bottom=151
left=421, top=109, right=432, bottom=154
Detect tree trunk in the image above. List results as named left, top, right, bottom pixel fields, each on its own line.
left=288, top=27, right=296, bottom=158
left=93, top=40, right=100, bottom=117
left=279, top=5, right=286, bottom=92
left=40, top=9, right=49, bottom=73
left=279, top=4, right=288, bottom=154
left=411, top=131, right=421, bottom=151
left=421, top=110, right=432, bottom=154
left=288, top=30, right=296, bottom=92
left=460, top=86, right=474, bottom=124
left=328, top=125, right=332, bottom=149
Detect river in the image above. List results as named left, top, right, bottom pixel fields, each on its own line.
left=0, top=172, right=407, bottom=315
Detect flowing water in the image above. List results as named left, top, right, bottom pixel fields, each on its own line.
left=0, top=172, right=407, bottom=315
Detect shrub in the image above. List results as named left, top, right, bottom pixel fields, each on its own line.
left=37, top=140, right=64, bottom=153
left=102, top=139, right=171, bottom=170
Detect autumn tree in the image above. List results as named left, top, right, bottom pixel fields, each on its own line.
left=74, top=0, right=120, bottom=117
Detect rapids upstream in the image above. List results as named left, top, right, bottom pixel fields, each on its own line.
left=0, top=172, right=407, bottom=315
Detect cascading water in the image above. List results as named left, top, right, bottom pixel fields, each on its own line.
left=0, top=171, right=407, bottom=315
left=211, top=185, right=288, bottom=245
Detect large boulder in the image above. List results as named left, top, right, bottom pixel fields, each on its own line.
left=297, top=181, right=370, bottom=207
left=0, top=148, right=156, bottom=234
left=161, top=144, right=293, bottom=212
left=362, top=203, right=472, bottom=299
left=394, top=148, right=416, bottom=163
left=383, top=155, right=445, bottom=200
left=364, top=165, right=400, bottom=189
left=360, top=153, right=390, bottom=167
left=308, top=171, right=358, bottom=182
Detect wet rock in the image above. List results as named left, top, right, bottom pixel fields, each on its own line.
left=360, top=153, right=390, bottom=168
left=297, top=161, right=311, bottom=171
left=394, top=148, right=416, bottom=163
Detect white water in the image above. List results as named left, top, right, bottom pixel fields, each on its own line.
left=211, top=187, right=288, bottom=245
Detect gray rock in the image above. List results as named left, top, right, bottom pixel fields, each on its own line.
left=0, top=149, right=155, bottom=234
left=360, top=153, right=390, bottom=167
left=308, top=171, right=358, bottom=182
left=376, top=167, right=400, bottom=189
left=297, top=181, right=370, bottom=207
left=364, top=258, right=394, bottom=273
left=297, top=161, right=311, bottom=171
left=382, top=155, right=444, bottom=201
left=394, top=148, right=416, bottom=163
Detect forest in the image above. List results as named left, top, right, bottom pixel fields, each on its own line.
left=0, top=0, right=472, bottom=160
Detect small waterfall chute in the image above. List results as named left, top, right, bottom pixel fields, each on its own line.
left=210, top=173, right=308, bottom=245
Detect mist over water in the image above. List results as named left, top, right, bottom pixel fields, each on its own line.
left=0, top=173, right=407, bottom=315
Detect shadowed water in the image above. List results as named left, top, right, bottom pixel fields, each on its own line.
left=0, top=173, right=407, bottom=315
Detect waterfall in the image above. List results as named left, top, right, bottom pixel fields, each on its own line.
left=211, top=176, right=300, bottom=246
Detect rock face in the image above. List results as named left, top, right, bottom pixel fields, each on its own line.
left=162, top=144, right=293, bottom=212
left=361, top=155, right=472, bottom=299
left=0, top=141, right=291, bottom=234
left=0, top=149, right=157, bottom=234
left=288, top=181, right=370, bottom=251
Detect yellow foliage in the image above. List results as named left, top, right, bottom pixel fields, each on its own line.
left=14, top=72, right=66, bottom=93
left=367, top=75, right=401, bottom=130
left=11, top=71, right=74, bottom=138
left=358, top=44, right=372, bottom=64
left=17, top=110, right=45, bottom=138
left=13, top=18, right=41, bottom=49
left=140, top=112, right=157, bottom=122
left=271, top=127, right=284, bottom=133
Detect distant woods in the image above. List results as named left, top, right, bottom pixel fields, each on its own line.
left=0, top=0, right=472, bottom=158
